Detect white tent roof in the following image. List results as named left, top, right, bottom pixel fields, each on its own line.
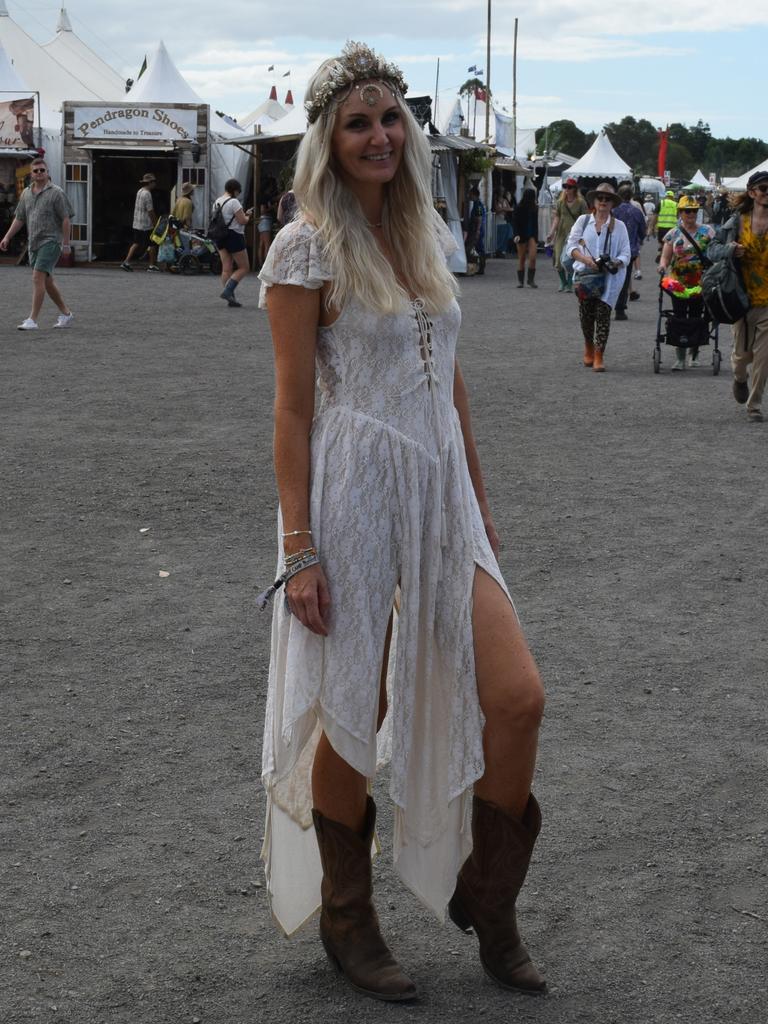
left=255, top=102, right=307, bottom=140
left=127, top=40, right=242, bottom=138
left=722, top=157, right=768, bottom=192
left=240, top=95, right=287, bottom=131
left=565, top=130, right=631, bottom=179
left=0, top=39, right=59, bottom=129
left=0, top=0, right=110, bottom=109
left=690, top=168, right=710, bottom=188
left=42, top=7, right=125, bottom=100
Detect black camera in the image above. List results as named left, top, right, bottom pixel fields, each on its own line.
left=596, top=256, right=620, bottom=275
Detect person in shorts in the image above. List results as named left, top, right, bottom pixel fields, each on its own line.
left=121, top=173, right=159, bottom=272
left=0, top=156, right=75, bottom=331
left=212, top=178, right=252, bottom=307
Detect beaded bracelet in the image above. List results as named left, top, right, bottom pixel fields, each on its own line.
left=282, top=529, right=313, bottom=539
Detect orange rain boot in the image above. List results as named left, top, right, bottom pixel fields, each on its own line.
left=593, top=348, right=605, bottom=372
left=583, top=340, right=595, bottom=367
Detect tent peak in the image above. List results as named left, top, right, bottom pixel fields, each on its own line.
left=269, top=85, right=277, bottom=101
left=57, top=7, right=73, bottom=32
left=285, top=89, right=294, bottom=107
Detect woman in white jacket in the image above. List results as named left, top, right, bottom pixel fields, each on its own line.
left=566, top=182, right=631, bottom=372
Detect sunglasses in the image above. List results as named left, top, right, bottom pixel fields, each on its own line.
left=595, top=194, right=613, bottom=202
left=753, top=184, right=768, bottom=194
left=31, top=167, right=47, bottom=173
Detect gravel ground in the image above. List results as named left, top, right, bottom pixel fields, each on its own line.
left=2, top=252, right=766, bottom=1024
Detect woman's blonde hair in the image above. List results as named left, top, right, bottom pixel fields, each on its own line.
left=293, top=59, right=458, bottom=316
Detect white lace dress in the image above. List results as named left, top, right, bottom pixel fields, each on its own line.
left=258, top=217, right=512, bottom=936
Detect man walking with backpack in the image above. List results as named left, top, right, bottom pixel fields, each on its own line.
left=708, top=171, right=768, bottom=422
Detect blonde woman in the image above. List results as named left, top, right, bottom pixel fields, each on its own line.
left=258, top=42, right=546, bottom=1003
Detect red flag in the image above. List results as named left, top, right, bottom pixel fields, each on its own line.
left=657, top=128, right=668, bottom=179
left=475, top=87, right=487, bottom=102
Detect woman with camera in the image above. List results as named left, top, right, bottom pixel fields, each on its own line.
left=566, top=182, right=631, bottom=372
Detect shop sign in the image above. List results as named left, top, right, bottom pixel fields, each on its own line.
left=0, top=97, right=35, bottom=149
left=73, top=105, right=199, bottom=142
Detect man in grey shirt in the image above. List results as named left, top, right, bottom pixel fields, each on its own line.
left=0, top=155, right=75, bottom=331
left=121, top=173, right=159, bottom=272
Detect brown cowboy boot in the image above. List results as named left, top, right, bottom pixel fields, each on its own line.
left=449, top=794, right=546, bottom=994
left=583, top=340, right=595, bottom=366
left=312, top=797, right=417, bottom=1002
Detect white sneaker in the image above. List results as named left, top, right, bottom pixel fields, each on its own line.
left=53, top=312, right=75, bottom=329
left=634, top=271, right=643, bottom=280
left=688, top=353, right=700, bottom=368
left=17, top=318, right=38, bottom=331
left=672, top=357, right=685, bottom=371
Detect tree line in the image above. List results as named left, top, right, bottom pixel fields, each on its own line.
left=535, top=118, right=768, bottom=180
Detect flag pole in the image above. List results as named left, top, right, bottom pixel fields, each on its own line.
left=512, top=17, right=518, bottom=159
left=434, top=57, right=440, bottom=128
left=484, top=0, right=491, bottom=143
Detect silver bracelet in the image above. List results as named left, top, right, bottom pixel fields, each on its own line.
left=282, top=529, right=312, bottom=538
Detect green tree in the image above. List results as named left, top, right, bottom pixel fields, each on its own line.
left=535, top=119, right=593, bottom=158
left=666, top=140, right=695, bottom=180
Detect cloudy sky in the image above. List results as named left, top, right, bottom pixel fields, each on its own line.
left=9, top=0, right=768, bottom=144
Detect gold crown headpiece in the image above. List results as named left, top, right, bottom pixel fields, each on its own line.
left=304, top=41, right=408, bottom=125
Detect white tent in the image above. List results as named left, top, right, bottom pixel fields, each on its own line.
left=439, top=95, right=536, bottom=155
left=723, top=156, right=768, bottom=192
left=126, top=40, right=248, bottom=206
left=42, top=8, right=125, bottom=100
left=689, top=168, right=711, bottom=189
left=565, top=130, right=631, bottom=180
left=0, top=39, right=62, bottom=171
left=254, top=102, right=307, bottom=141
left=0, top=0, right=108, bottom=110
left=240, top=90, right=287, bottom=132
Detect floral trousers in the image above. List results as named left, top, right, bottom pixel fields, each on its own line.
left=578, top=297, right=612, bottom=351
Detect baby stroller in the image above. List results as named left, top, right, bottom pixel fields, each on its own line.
left=176, top=227, right=222, bottom=276
left=653, top=280, right=721, bottom=374
left=154, top=216, right=222, bottom=275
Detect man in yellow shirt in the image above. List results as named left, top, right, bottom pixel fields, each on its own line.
left=172, top=182, right=195, bottom=229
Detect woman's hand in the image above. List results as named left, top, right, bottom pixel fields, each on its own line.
left=733, top=242, right=745, bottom=258
left=285, top=564, right=331, bottom=636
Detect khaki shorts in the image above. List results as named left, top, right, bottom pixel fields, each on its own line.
left=30, top=241, right=61, bottom=275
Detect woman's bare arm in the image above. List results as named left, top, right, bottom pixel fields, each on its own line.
left=453, top=359, right=500, bottom=557
left=267, top=283, right=331, bottom=634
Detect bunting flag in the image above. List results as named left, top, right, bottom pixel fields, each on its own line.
left=657, top=127, right=668, bottom=179
left=282, top=70, right=291, bottom=77
left=137, top=55, right=147, bottom=79
left=267, top=64, right=274, bottom=71
left=467, top=64, right=477, bottom=72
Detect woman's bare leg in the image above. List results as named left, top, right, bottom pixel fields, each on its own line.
left=472, top=568, right=544, bottom=817
left=516, top=241, right=527, bottom=274
left=312, top=733, right=367, bottom=832
left=311, top=610, right=393, bottom=832
left=527, top=237, right=537, bottom=270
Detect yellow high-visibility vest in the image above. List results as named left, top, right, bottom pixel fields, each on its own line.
left=657, top=197, right=678, bottom=230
